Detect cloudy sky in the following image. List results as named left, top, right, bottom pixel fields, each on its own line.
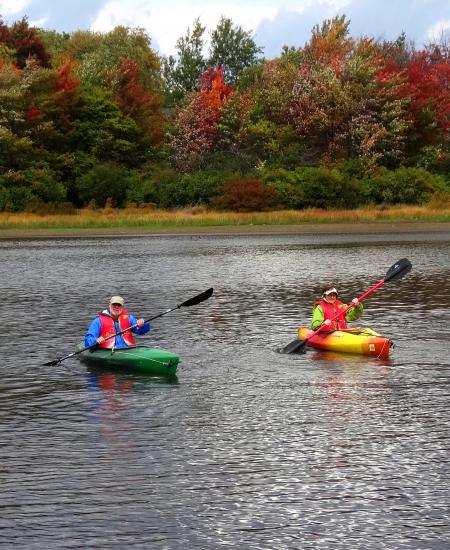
left=1, top=0, right=449, bottom=58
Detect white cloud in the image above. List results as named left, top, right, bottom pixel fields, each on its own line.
left=0, top=0, right=31, bottom=17
left=90, top=0, right=278, bottom=55
left=28, top=17, right=49, bottom=28
left=426, top=19, right=450, bottom=41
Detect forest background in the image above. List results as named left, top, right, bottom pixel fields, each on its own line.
left=0, top=14, right=449, bottom=215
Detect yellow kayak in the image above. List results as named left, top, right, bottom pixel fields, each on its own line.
left=297, top=327, right=392, bottom=359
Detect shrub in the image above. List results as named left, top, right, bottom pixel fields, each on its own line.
left=175, top=171, right=224, bottom=207
left=300, top=168, right=365, bottom=209
left=0, top=187, right=11, bottom=211
left=127, top=169, right=226, bottom=208
left=0, top=167, right=66, bottom=211
left=416, top=145, right=450, bottom=175
left=367, top=167, right=448, bottom=205
left=126, top=164, right=176, bottom=206
left=0, top=185, right=34, bottom=211
left=260, top=166, right=366, bottom=209
left=26, top=168, right=66, bottom=203
left=212, top=176, right=277, bottom=211
left=427, top=191, right=450, bottom=210
left=24, top=200, right=77, bottom=214
left=75, top=162, right=139, bottom=207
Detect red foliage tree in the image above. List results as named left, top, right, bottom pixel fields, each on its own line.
left=171, top=66, right=234, bottom=171
left=405, top=47, right=450, bottom=132
left=377, top=43, right=450, bottom=152
left=113, top=58, right=163, bottom=142
left=56, top=58, right=79, bottom=94
left=0, top=17, right=10, bottom=43
left=7, top=17, right=50, bottom=68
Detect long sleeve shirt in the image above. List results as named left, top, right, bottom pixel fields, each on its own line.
left=84, top=311, right=150, bottom=348
left=311, top=302, right=363, bottom=330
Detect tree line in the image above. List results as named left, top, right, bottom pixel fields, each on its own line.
left=0, top=14, right=449, bottom=212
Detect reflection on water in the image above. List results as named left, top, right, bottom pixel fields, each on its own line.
left=1, top=233, right=450, bottom=549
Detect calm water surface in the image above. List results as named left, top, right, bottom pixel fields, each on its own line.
left=1, top=231, right=450, bottom=549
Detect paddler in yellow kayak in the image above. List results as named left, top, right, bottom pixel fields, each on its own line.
left=311, top=284, right=364, bottom=330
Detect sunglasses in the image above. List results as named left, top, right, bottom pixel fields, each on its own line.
left=111, top=303, right=123, bottom=307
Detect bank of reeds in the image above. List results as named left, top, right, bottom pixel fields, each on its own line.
left=1, top=203, right=450, bottom=232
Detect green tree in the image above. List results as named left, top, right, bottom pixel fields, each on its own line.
left=72, top=86, right=148, bottom=167
left=0, top=60, right=28, bottom=136
left=208, top=16, right=263, bottom=83
left=0, top=127, right=35, bottom=171
left=162, top=18, right=206, bottom=106
left=38, top=29, right=71, bottom=63
left=67, top=26, right=161, bottom=93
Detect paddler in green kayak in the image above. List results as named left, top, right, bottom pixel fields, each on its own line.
left=312, top=283, right=364, bottom=330
left=84, top=295, right=150, bottom=349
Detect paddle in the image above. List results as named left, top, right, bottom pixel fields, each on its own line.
left=280, top=258, right=412, bottom=354
left=43, top=287, right=214, bottom=367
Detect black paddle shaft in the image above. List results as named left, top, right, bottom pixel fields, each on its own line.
left=280, top=258, right=412, bottom=354
left=43, top=288, right=214, bottom=366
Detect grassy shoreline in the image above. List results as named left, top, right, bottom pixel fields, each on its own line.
left=1, top=205, right=450, bottom=238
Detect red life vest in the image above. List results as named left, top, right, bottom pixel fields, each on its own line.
left=315, top=299, right=347, bottom=329
left=98, top=311, right=136, bottom=348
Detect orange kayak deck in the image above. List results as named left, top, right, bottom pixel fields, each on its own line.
left=297, top=327, right=392, bottom=359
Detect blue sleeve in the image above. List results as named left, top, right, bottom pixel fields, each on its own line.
left=129, top=314, right=150, bottom=336
left=84, top=317, right=102, bottom=347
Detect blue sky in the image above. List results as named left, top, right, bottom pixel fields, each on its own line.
left=1, top=0, right=449, bottom=58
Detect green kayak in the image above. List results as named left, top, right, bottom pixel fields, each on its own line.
left=76, top=344, right=179, bottom=376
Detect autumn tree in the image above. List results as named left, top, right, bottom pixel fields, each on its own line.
left=303, top=15, right=353, bottom=70
left=170, top=67, right=233, bottom=171
left=1, top=16, right=50, bottom=68
left=112, top=58, right=163, bottom=142
left=224, top=58, right=302, bottom=168
left=405, top=45, right=450, bottom=137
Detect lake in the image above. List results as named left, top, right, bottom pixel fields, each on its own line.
left=1, top=230, right=450, bottom=549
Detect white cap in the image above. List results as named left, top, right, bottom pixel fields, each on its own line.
left=109, top=295, right=124, bottom=305
left=323, top=287, right=338, bottom=296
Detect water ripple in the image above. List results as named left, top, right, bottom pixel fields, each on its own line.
left=1, top=235, right=449, bottom=548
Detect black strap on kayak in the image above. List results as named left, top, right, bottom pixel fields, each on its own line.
left=43, top=288, right=214, bottom=367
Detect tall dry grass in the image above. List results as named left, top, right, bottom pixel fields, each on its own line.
left=1, top=204, right=450, bottom=231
